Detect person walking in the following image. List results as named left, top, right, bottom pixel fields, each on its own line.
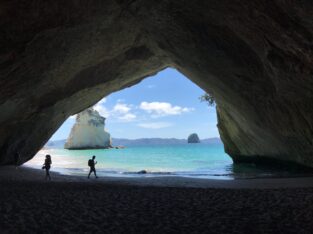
left=43, top=154, right=52, bottom=180
left=88, top=155, right=98, bottom=179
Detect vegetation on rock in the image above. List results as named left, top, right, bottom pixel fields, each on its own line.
left=200, top=93, right=215, bottom=106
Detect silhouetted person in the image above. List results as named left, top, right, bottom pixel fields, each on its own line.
left=88, top=155, right=98, bottom=179
left=43, top=154, right=52, bottom=180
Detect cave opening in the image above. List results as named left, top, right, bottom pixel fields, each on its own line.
left=24, top=67, right=310, bottom=179
left=25, top=68, right=240, bottom=179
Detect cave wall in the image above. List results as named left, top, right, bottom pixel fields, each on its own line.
left=1, top=0, right=313, bottom=167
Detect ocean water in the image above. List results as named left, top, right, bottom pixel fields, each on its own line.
left=25, top=144, right=311, bottom=180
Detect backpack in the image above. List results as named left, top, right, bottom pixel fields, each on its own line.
left=88, top=159, right=92, bottom=167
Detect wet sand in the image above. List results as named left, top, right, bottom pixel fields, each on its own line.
left=1, top=166, right=313, bottom=233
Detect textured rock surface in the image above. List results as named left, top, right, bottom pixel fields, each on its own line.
left=64, top=108, right=111, bottom=149
left=187, top=134, right=200, bottom=144
left=1, top=1, right=313, bottom=167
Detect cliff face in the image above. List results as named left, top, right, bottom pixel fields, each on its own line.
left=0, top=1, right=313, bottom=167
left=64, top=108, right=111, bottom=149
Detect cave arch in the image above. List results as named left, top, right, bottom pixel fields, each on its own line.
left=1, top=0, right=313, bottom=167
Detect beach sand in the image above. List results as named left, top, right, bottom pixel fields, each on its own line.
left=1, top=166, right=313, bottom=233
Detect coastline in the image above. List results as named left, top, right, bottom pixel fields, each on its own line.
left=3, top=166, right=313, bottom=189
left=28, top=146, right=313, bottom=182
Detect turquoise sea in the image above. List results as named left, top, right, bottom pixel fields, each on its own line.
left=25, top=144, right=311, bottom=180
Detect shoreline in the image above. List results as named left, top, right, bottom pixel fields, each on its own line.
left=31, top=147, right=313, bottom=184
left=2, top=166, right=313, bottom=189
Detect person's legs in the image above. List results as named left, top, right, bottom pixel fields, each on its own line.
left=47, top=169, right=51, bottom=181
left=88, top=168, right=98, bottom=178
left=93, top=168, right=98, bottom=178
left=45, top=168, right=49, bottom=180
left=88, top=168, right=92, bottom=178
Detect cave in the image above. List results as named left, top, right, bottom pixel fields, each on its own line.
left=1, top=0, right=313, bottom=168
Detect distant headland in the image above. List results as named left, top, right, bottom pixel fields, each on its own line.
left=46, top=137, right=222, bottom=149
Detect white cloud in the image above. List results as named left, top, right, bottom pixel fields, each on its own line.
left=139, top=101, right=193, bottom=117
left=69, top=114, right=77, bottom=119
left=118, top=113, right=137, bottom=122
left=94, top=103, right=110, bottom=117
left=93, top=101, right=137, bottom=122
left=147, top=84, right=156, bottom=89
left=113, top=103, right=131, bottom=114
left=92, top=97, right=110, bottom=117
left=111, top=103, right=137, bottom=122
left=98, top=97, right=107, bottom=105
left=137, top=122, right=172, bottom=129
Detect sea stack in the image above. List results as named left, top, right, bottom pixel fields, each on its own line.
left=64, top=108, right=112, bottom=149
left=187, top=133, right=200, bottom=143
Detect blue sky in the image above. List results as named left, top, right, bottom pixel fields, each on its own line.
left=50, top=68, right=219, bottom=140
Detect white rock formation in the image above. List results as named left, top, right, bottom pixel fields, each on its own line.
left=64, top=108, right=112, bottom=149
